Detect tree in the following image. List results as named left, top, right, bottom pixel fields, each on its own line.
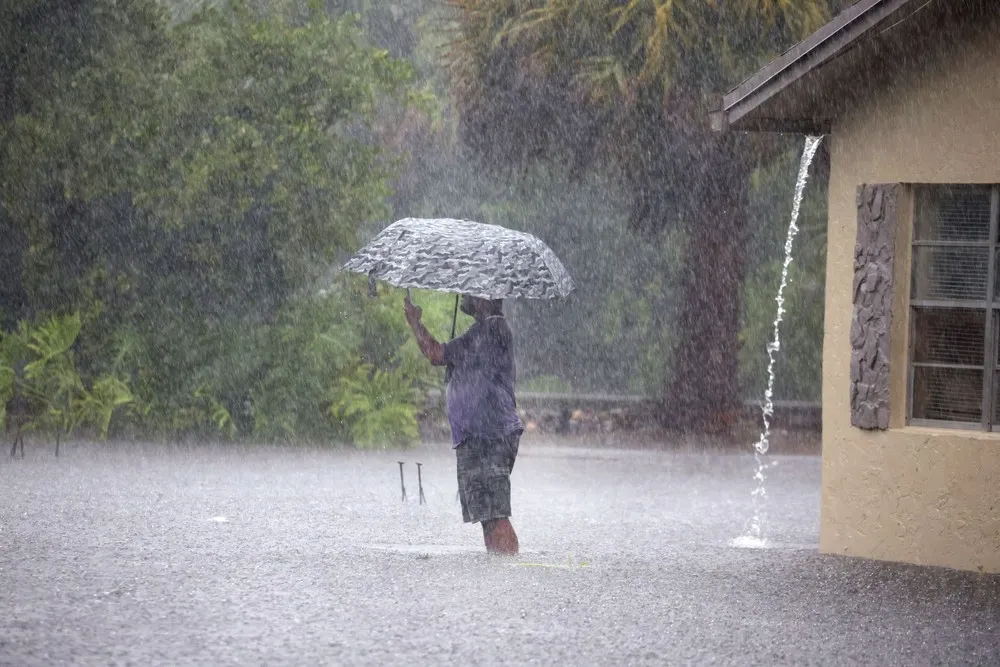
left=0, top=0, right=173, bottom=324
left=0, top=0, right=426, bottom=443
left=446, top=0, right=834, bottom=430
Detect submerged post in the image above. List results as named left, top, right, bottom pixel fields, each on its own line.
left=397, top=461, right=407, bottom=502
left=416, top=462, right=426, bottom=505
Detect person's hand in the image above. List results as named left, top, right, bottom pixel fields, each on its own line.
left=403, top=292, right=422, bottom=326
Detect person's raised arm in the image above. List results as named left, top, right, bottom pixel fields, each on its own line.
left=404, top=293, right=445, bottom=365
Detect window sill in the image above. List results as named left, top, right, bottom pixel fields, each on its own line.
left=896, top=424, right=1000, bottom=441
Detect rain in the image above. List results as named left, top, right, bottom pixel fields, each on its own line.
left=1, top=1, right=999, bottom=664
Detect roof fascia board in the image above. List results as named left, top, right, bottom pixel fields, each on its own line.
left=718, top=0, right=917, bottom=130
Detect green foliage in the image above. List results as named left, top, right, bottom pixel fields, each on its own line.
left=0, top=0, right=833, bottom=447
left=193, top=385, right=237, bottom=439
left=74, top=377, right=135, bottom=440
left=17, top=315, right=84, bottom=442
left=318, top=283, right=459, bottom=446
left=81, top=276, right=460, bottom=445
left=23, top=314, right=81, bottom=375
left=447, top=0, right=833, bottom=207
left=444, top=0, right=838, bottom=423
left=0, top=0, right=434, bottom=447
left=133, top=2, right=413, bottom=289
left=247, top=297, right=359, bottom=441
left=0, top=313, right=134, bottom=443
left=330, top=364, right=420, bottom=447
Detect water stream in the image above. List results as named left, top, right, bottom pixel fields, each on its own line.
left=733, top=135, right=824, bottom=549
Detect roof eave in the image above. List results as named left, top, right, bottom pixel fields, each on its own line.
left=713, top=0, right=918, bottom=133
left=710, top=111, right=831, bottom=135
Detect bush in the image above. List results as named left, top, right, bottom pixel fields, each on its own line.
left=0, top=314, right=134, bottom=449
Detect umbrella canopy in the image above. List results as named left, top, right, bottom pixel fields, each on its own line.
left=342, top=217, right=574, bottom=300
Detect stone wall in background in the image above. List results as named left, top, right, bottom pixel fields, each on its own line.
left=418, top=390, right=821, bottom=441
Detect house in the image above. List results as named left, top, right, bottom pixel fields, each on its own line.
left=712, top=0, right=1000, bottom=573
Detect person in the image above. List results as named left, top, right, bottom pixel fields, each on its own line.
left=404, top=292, right=524, bottom=555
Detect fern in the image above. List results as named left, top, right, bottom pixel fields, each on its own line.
left=7, top=315, right=86, bottom=445
left=23, top=314, right=81, bottom=381
left=193, top=385, right=236, bottom=439
left=348, top=403, right=420, bottom=447
left=330, top=365, right=421, bottom=448
left=73, top=377, right=134, bottom=440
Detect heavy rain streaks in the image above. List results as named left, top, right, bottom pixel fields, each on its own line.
left=1, top=1, right=998, bottom=665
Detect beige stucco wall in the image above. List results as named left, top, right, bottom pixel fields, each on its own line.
left=823, top=16, right=1000, bottom=572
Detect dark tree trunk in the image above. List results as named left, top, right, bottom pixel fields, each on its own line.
left=8, top=392, right=28, bottom=458
left=665, top=137, right=752, bottom=433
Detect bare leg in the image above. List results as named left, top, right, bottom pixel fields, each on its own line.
left=482, top=518, right=519, bottom=555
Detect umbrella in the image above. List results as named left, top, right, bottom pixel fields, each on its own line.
left=342, top=217, right=574, bottom=336
left=343, top=217, right=574, bottom=299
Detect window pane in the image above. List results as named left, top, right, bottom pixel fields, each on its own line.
left=994, top=371, right=1000, bottom=427
left=912, top=308, right=985, bottom=365
left=911, top=367, right=983, bottom=422
left=995, top=249, right=1000, bottom=300
left=914, top=185, right=992, bottom=242
left=911, top=246, right=989, bottom=300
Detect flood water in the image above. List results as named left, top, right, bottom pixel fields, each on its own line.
left=1, top=440, right=997, bottom=665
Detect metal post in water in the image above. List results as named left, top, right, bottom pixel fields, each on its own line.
left=416, top=462, right=426, bottom=505
left=397, top=461, right=407, bottom=502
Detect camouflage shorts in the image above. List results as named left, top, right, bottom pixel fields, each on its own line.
left=456, top=434, right=520, bottom=524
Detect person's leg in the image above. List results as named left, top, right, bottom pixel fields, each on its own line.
left=456, top=441, right=476, bottom=524
left=459, top=437, right=519, bottom=554
left=483, top=517, right=518, bottom=555
left=482, top=433, right=519, bottom=554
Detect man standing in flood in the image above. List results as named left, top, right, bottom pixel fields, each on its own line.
left=404, top=292, right=523, bottom=555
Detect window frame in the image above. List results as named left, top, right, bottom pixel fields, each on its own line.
left=907, top=184, right=1000, bottom=431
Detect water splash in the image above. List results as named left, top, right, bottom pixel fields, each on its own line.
left=730, top=535, right=769, bottom=549
left=736, top=135, right=823, bottom=548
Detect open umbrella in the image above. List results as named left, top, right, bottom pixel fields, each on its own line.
left=342, top=217, right=574, bottom=336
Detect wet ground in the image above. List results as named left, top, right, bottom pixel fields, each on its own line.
left=1, top=440, right=998, bottom=665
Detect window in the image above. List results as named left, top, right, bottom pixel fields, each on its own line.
left=909, top=185, right=1000, bottom=429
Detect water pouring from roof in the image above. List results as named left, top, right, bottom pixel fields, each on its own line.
left=734, top=135, right=824, bottom=548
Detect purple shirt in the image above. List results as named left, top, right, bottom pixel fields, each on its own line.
left=442, top=317, right=524, bottom=447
